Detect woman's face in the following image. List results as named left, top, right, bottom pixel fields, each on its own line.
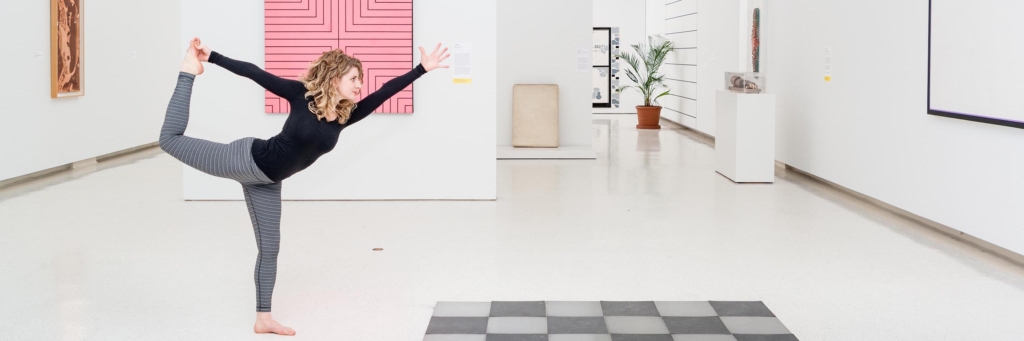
left=336, top=67, right=363, bottom=102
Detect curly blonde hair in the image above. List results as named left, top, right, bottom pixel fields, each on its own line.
left=301, top=49, right=363, bottom=124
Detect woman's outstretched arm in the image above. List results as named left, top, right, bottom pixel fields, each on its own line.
left=345, top=43, right=450, bottom=126
left=345, top=65, right=426, bottom=126
left=202, top=47, right=305, bottom=100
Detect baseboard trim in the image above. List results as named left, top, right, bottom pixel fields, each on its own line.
left=0, top=164, right=73, bottom=189
left=497, top=145, right=597, bottom=160
left=0, top=142, right=159, bottom=189
left=779, top=162, right=1024, bottom=268
left=659, top=118, right=716, bottom=143
left=96, top=142, right=159, bottom=162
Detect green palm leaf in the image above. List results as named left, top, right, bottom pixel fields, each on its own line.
left=614, top=35, right=675, bottom=107
left=653, top=90, right=672, bottom=105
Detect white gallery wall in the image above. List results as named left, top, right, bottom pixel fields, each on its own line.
left=693, top=0, right=740, bottom=137
left=180, top=0, right=497, bottom=200
left=592, top=0, right=647, bottom=114
left=646, top=0, right=738, bottom=137
left=645, top=0, right=1024, bottom=255
left=0, top=0, right=181, bottom=181
left=496, top=0, right=593, bottom=152
left=658, top=0, right=699, bottom=128
left=645, top=0, right=666, bottom=45
left=769, top=1, right=1024, bottom=255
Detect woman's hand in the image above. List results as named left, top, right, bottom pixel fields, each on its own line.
left=418, top=43, right=450, bottom=72
left=191, top=37, right=212, bottom=62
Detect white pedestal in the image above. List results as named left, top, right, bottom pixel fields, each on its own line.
left=715, top=91, right=776, bottom=183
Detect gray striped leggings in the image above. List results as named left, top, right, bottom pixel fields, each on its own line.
left=159, top=72, right=281, bottom=312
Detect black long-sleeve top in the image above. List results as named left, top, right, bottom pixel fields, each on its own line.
left=209, top=51, right=426, bottom=183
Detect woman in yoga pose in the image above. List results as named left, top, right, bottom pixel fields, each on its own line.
left=161, top=38, right=449, bottom=335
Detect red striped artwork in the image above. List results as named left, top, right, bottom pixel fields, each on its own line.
left=264, top=0, right=413, bottom=114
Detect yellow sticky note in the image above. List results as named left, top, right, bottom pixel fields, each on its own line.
left=824, top=76, right=832, bottom=82
left=453, top=78, right=472, bottom=84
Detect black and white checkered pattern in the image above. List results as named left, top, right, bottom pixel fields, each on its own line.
left=424, top=301, right=797, bottom=341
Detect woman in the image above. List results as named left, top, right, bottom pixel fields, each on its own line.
left=160, top=38, right=449, bottom=335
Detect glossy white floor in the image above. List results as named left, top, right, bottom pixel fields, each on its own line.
left=2, top=115, right=1024, bottom=341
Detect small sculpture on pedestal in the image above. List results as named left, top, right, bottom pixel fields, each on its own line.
left=725, top=72, right=765, bottom=94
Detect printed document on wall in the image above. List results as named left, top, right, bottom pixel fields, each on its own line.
left=577, top=49, right=591, bottom=72
left=453, top=43, right=472, bottom=84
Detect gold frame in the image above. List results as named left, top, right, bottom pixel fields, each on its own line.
left=51, top=0, right=84, bottom=98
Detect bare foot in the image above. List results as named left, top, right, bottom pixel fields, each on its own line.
left=254, top=312, right=296, bottom=336
left=181, top=38, right=204, bottom=75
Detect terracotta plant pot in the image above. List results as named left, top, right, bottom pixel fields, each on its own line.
left=635, top=106, right=662, bottom=129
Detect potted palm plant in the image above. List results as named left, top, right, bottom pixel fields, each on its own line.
left=616, top=36, right=675, bottom=129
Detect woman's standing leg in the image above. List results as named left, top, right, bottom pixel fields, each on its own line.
left=241, top=182, right=283, bottom=313
left=241, top=181, right=295, bottom=336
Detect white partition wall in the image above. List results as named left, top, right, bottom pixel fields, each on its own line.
left=0, top=0, right=181, bottom=182
left=180, top=0, right=497, bottom=200
left=496, top=0, right=594, bottom=159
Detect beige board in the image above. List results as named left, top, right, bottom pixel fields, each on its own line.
left=512, top=84, right=559, bottom=148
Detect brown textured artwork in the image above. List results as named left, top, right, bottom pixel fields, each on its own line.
left=51, top=0, right=83, bottom=98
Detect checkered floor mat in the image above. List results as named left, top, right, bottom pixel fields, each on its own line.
left=424, top=301, right=797, bottom=341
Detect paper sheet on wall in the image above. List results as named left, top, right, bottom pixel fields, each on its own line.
left=453, top=43, right=472, bottom=84
left=577, top=49, right=591, bottom=72
left=824, top=47, right=832, bottom=82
